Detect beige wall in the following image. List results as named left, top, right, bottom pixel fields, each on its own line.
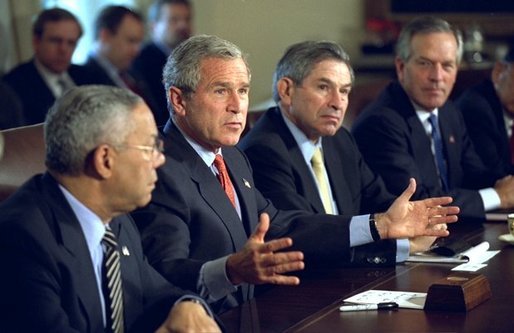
left=192, top=0, right=364, bottom=109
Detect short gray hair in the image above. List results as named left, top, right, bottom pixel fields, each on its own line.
left=272, top=41, right=354, bottom=103
left=162, top=34, right=250, bottom=114
left=396, top=16, right=463, bottom=65
left=45, top=85, right=143, bottom=175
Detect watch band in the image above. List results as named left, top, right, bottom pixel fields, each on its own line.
left=369, top=214, right=381, bottom=241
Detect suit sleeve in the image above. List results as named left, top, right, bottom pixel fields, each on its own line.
left=244, top=134, right=397, bottom=266
left=131, top=170, right=206, bottom=293
left=0, top=211, right=83, bottom=333
left=352, top=109, right=486, bottom=219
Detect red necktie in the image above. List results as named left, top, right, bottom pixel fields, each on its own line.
left=213, top=154, right=236, bottom=207
left=510, top=122, right=514, bottom=164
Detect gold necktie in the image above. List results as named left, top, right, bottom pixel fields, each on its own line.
left=311, top=148, right=333, bottom=214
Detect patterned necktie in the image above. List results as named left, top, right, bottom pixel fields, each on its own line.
left=57, top=77, right=73, bottom=96
left=213, top=154, right=236, bottom=207
left=428, top=113, right=449, bottom=192
left=311, top=148, right=333, bottom=214
left=102, top=227, right=124, bottom=333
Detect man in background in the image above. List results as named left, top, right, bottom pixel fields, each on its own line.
left=456, top=45, right=514, bottom=175
left=2, top=8, right=91, bottom=125
left=132, top=0, right=193, bottom=125
left=352, top=16, right=514, bottom=220
left=132, top=34, right=459, bottom=314
left=0, top=85, right=219, bottom=333
left=85, top=5, right=159, bottom=119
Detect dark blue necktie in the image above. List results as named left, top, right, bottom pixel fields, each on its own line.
left=428, top=113, right=449, bottom=192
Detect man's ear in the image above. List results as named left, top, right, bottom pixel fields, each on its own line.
left=169, top=86, right=187, bottom=116
left=92, top=144, right=115, bottom=179
left=277, top=77, right=295, bottom=108
left=492, top=61, right=507, bottom=86
left=395, top=57, right=405, bottom=82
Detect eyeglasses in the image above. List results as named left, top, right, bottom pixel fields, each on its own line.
left=112, top=137, right=164, bottom=161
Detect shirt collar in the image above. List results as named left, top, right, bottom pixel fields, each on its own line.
left=412, top=100, right=439, bottom=125
left=34, top=59, right=72, bottom=95
left=172, top=117, right=220, bottom=166
left=280, top=110, right=322, bottom=163
left=59, top=184, right=107, bottom=251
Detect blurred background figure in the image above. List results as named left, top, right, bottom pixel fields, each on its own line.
left=84, top=5, right=160, bottom=121
left=132, top=0, right=193, bottom=126
left=2, top=8, right=90, bottom=125
left=456, top=44, right=514, bottom=175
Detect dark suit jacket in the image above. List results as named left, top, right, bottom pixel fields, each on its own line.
left=0, top=173, right=192, bottom=333
left=456, top=79, right=514, bottom=175
left=131, top=42, right=169, bottom=125
left=352, top=81, right=500, bottom=219
left=239, top=107, right=398, bottom=263
left=84, top=56, right=166, bottom=126
left=132, top=121, right=356, bottom=313
left=2, top=60, right=92, bottom=125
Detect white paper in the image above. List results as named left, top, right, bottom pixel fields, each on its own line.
left=406, top=241, right=497, bottom=264
left=343, top=290, right=427, bottom=309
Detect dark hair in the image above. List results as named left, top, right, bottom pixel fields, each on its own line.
left=94, top=5, right=143, bottom=38
left=148, top=0, right=191, bottom=22
left=33, top=8, right=83, bottom=39
left=272, top=40, right=354, bottom=102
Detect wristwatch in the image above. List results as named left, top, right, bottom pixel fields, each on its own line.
left=369, top=214, right=381, bottom=241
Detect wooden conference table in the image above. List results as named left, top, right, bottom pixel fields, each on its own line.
left=219, top=220, right=514, bottom=332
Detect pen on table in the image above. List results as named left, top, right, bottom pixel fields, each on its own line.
left=339, top=302, right=399, bottom=312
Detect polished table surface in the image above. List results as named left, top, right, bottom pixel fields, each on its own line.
left=219, top=221, right=514, bottom=332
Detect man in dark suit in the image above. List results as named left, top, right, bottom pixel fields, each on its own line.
left=132, top=0, right=193, bottom=125
left=2, top=8, right=91, bottom=125
left=456, top=46, right=514, bottom=175
left=84, top=6, right=161, bottom=123
left=240, top=40, right=438, bottom=264
left=132, top=35, right=459, bottom=314
left=352, top=16, right=514, bottom=220
left=0, top=85, right=219, bottom=332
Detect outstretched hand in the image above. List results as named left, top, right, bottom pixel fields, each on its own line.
left=376, top=178, right=459, bottom=239
left=226, top=213, right=305, bottom=286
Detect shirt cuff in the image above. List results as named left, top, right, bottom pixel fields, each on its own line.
left=349, top=214, right=374, bottom=247
left=480, top=187, right=501, bottom=211
left=395, top=238, right=410, bottom=262
left=197, top=256, right=238, bottom=302
left=175, top=295, right=214, bottom=318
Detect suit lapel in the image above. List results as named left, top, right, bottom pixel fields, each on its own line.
left=391, top=84, right=442, bottom=188
left=323, top=137, right=353, bottom=214
left=164, top=123, right=248, bottom=251
left=272, top=110, right=326, bottom=214
left=438, top=106, right=457, bottom=187
left=41, top=174, right=104, bottom=332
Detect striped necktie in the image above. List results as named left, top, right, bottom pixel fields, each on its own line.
left=102, top=227, right=124, bottom=333
left=311, top=148, right=333, bottom=214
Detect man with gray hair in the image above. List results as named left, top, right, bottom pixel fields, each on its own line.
left=0, top=85, right=220, bottom=332
left=133, top=34, right=459, bottom=314
left=352, top=16, right=514, bottom=220
left=240, top=40, right=438, bottom=264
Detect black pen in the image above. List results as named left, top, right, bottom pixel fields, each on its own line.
left=339, top=302, right=399, bottom=312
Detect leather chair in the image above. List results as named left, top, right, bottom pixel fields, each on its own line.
left=0, top=123, right=46, bottom=202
